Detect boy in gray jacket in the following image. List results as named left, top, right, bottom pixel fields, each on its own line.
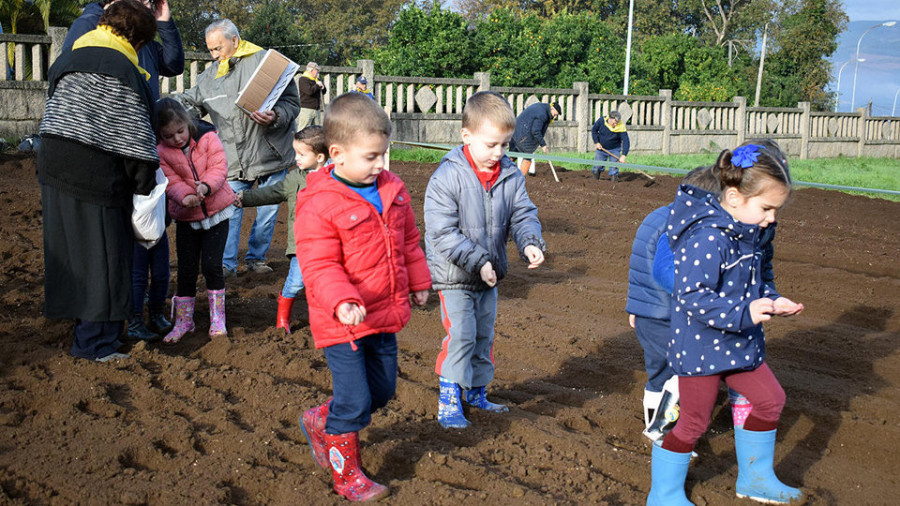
left=424, top=91, right=547, bottom=429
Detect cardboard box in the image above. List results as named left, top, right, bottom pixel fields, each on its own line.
left=235, top=49, right=300, bottom=115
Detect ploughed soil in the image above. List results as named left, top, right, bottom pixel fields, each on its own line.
left=1, top=152, right=898, bottom=505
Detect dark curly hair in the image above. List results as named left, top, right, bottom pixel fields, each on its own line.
left=98, top=0, right=157, bottom=51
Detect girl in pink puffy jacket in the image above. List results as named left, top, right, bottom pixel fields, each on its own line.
left=155, top=98, right=235, bottom=344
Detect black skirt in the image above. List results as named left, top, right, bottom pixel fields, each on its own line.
left=42, top=184, right=133, bottom=321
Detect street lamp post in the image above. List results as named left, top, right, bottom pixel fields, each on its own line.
left=623, top=0, right=634, bottom=95
left=851, top=21, right=897, bottom=111
left=835, top=58, right=863, bottom=112
left=893, top=88, right=900, bottom=117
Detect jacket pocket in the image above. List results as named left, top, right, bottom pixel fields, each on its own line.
left=334, top=206, right=377, bottom=251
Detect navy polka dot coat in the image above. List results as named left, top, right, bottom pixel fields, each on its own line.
left=665, top=185, right=780, bottom=376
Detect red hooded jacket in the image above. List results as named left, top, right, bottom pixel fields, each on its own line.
left=295, top=166, right=432, bottom=348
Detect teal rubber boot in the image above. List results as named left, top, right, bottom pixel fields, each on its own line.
left=438, top=377, right=470, bottom=428
left=734, top=427, right=802, bottom=504
left=647, top=441, right=694, bottom=506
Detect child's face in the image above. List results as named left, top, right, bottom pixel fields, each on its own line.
left=722, top=180, right=790, bottom=228
left=293, top=140, right=324, bottom=170
left=160, top=119, right=190, bottom=149
left=330, top=133, right=389, bottom=185
left=461, top=120, right=513, bottom=172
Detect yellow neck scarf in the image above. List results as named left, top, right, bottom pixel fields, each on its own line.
left=215, top=39, right=264, bottom=79
left=72, top=25, right=150, bottom=81
left=302, top=70, right=321, bottom=84
left=606, top=117, right=627, bottom=133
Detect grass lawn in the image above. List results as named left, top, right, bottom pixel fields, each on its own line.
left=389, top=145, right=900, bottom=201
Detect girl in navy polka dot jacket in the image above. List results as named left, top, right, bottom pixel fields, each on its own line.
left=647, top=143, right=804, bottom=506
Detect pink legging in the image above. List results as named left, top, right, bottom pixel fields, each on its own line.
left=662, top=362, right=785, bottom=453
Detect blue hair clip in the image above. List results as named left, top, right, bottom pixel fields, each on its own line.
left=731, top=144, right=761, bottom=169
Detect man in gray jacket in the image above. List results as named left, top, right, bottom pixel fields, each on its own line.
left=178, top=19, right=300, bottom=276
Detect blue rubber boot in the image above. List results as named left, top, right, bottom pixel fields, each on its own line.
left=465, top=386, right=509, bottom=412
left=647, top=441, right=694, bottom=506
left=734, top=427, right=803, bottom=504
left=438, top=377, right=470, bottom=429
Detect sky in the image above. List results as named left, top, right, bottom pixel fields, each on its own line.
left=833, top=1, right=900, bottom=115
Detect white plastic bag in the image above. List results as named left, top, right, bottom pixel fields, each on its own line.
left=132, top=168, right=168, bottom=248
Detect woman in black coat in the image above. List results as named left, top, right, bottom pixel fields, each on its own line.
left=38, top=0, right=160, bottom=361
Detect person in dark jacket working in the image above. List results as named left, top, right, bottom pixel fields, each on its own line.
left=591, top=110, right=630, bottom=182
left=508, top=101, right=560, bottom=176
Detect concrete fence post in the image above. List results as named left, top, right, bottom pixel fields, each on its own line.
left=574, top=81, right=589, bottom=152
left=798, top=101, right=810, bottom=159
left=356, top=59, right=374, bottom=84
left=660, top=89, right=672, bottom=155
left=48, top=27, right=68, bottom=67
left=734, top=95, right=747, bottom=146
left=856, top=106, right=867, bottom=158
left=474, top=72, right=490, bottom=92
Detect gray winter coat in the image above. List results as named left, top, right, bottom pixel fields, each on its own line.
left=424, top=146, right=546, bottom=291
left=177, top=50, right=300, bottom=182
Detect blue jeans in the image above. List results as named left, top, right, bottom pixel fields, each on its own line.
left=323, top=333, right=398, bottom=434
left=223, top=169, right=288, bottom=271
left=434, top=288, right=498, bottom=390
left=634, top=315, right=674, bottom=392
left=132, top=231, right=170, bottom=315
left=281, top=255, right=304, bottom=298
left=593, top=147, right=622, bottom=176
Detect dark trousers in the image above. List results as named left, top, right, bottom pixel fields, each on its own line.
left=175, top=220, right=228, bottom=297
left=71, top=319, right=123, bottom=360
left=132, top=230, right=171, bottom=315
left=634, top=316, right=674, bottom=392
left=323, top=333, right=398, bottom=434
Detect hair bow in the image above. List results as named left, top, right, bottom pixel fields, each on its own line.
left=731, top=144, right=761, bottom=169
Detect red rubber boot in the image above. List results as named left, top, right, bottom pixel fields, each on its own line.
left=325, top=431, right=389, bottom=501
left=299, top=403, right=329, bottom=468
left=276, top=295, right=295, bottom=333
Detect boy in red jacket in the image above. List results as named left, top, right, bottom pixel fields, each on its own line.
left=295, top=93, right=431, bottom=501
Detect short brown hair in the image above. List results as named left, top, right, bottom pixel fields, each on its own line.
left=683, top=165, right=720, bottom=193
left=295, top=125, right=327, bottom=157
left=462, top=91, right=515, bottom=133
left=99, top=0, right=157, bottom=51
left=716, top=139, right=792, bottom=197
left=324, top=93, right=391, bottom=148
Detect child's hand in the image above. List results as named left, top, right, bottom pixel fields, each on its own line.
left=772, top=297, right=804, bottom=316
left=336, top=302, right=366, bottom=326
left=195, top=181, right=209, bottom=200
left=749, top=298, right=775, bottom=324
left=410, top=290, right=429, bottom=306
left=524, top=245, right=544, bottom=269
left=233, top=192, right=243, bottom=208
left=182, top=194, right=200, bottom=207
left=480, top=261, right=497, bottom=287
left=629, top=314, right=636, bottom=329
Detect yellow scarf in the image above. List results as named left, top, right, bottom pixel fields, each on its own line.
left=215, top=39, right=264, bottom=79
left=302, top=70, right=322, bottom=85
left=606, top=117, right=627, bottom=132
left=72, top=25, right=151, bottom=81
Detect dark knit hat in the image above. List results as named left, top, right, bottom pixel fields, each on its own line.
left=551, top=102, right=562, bottom=116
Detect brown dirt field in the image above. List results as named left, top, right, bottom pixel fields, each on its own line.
left=1, top=153, right=898, bottom=505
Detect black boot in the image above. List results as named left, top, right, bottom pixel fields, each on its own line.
left=128, top=318, right=159, bottom=341
left=147, top=310, right=173, bottom=334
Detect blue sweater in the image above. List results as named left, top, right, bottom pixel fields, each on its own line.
left=591, top=118, right=630, bottom=155
left=62, top=3, right=185, bottom=102
left=666, top=185, right=780, bottom=376
left=626, top=205, right=672, bottom=320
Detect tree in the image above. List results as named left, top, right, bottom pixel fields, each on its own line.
left=370, top=4, right=475, bottom=77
